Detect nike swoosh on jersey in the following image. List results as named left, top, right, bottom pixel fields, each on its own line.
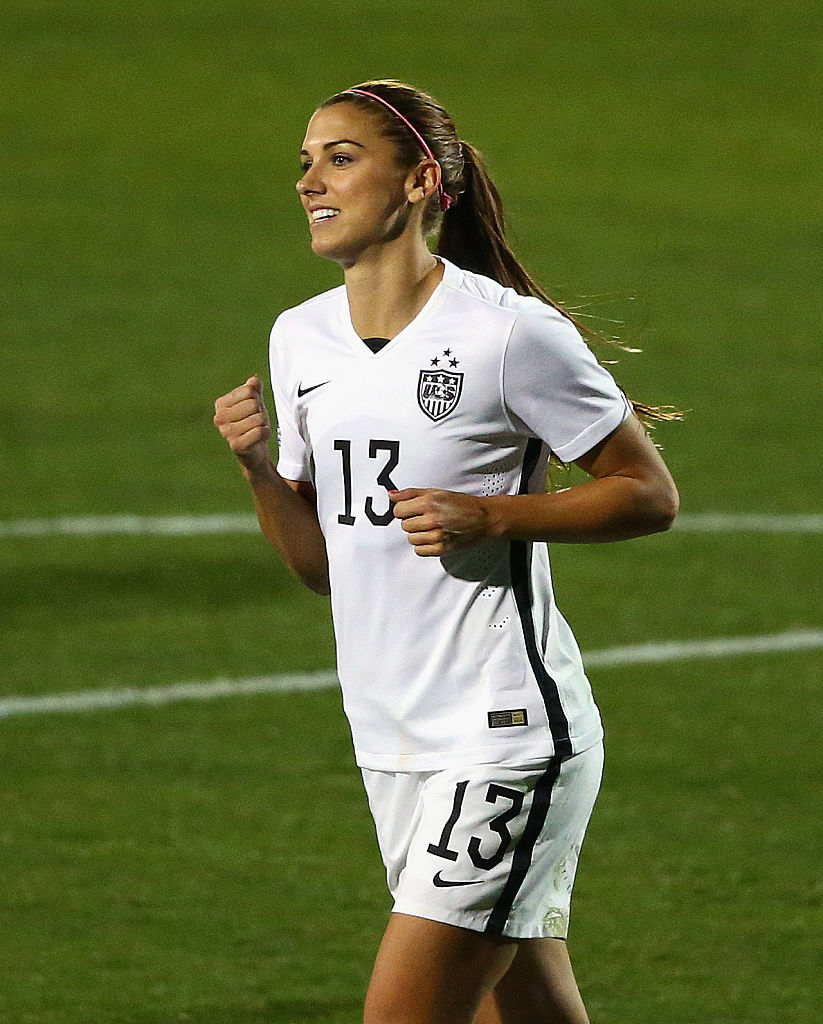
left=432, top=871, right=482, bottom=888
left=297, top=380, right=330, bottom=397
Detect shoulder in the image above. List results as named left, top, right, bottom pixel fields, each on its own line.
left=440, top=260, right=525, bottom=316
left=270, top=284, right=347, bottom=341
left=440, top=260, right=577, bottom=342
left=507, top=301, right=586, bottom=359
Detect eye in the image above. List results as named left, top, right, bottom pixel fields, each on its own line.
left=299, top=160, right=312, bottom=173
left=331, top=153, right=352, bottom=167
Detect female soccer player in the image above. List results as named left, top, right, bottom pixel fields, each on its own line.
left=214, top=80, right=678, bottom=1024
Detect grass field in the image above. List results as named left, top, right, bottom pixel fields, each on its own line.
left=1, top=1, right=821, bottom=1021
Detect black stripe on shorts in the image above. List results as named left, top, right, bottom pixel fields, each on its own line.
left=484, top=756, right=564, bottom=936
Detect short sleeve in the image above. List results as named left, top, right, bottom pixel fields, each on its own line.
left=268, top=319, right=312, bottom=482
left=503, top=304, right=632, bottom=462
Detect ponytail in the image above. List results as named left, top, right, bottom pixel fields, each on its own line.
left=438, top=142, right=558, bottom=307
left=437, top=141, right=680, bottom=426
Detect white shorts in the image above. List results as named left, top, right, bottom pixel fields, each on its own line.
left=361, top=742, right=603, bottom=939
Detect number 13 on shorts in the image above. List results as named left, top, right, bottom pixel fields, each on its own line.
left=427, top=780, right=524, bottom=875
left=362, top=745, right=603, bottom=939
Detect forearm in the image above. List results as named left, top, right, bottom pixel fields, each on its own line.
left=484, top=472, right=678, bottom=544
left=398, top=420, right=680, bottom=556
left=241, top=458, right=330, bottom=594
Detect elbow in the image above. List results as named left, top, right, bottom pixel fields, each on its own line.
left=305, top=576, right=331, bottom=596
left=293, top=563, right=331, bottom=596
left=645, top=478, right=680, bottom=534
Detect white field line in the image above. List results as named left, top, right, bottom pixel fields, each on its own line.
left=1, top=512, right=823, bottom=538
left=1, top=630, right=820, bottom=721
left=675, top=513, right=823, bottom=533
left=0, top=671, right=339, bottom=719
left=0, top=514, right=260, bottom=538
left=583, top=628, right=823, bottom=667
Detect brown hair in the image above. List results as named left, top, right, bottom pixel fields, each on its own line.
left=321, top=80, right=679, bottom=425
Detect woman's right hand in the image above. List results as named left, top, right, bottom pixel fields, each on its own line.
left=213, top=375, right=272, bottom=470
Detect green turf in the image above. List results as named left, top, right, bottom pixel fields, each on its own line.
left=1, top=533, right=335, bottom=696
left=1, top=0, right=821, bottom=1020
left=2, top=657, right=820, bottom=1023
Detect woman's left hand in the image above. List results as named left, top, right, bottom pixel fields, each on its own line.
left=389, top=488, right=491, bottom=557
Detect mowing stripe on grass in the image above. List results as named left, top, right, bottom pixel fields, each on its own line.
left=1, top=630, right=820, bottom=720
left=1, top=512, right=823, bottom=538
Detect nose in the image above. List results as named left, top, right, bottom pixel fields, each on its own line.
left=296, top=166, right=325, bottom=197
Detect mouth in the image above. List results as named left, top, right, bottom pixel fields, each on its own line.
left=309, top=207, right=339, bottom=226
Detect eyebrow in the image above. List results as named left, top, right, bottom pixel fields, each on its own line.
left=300, top=138, right=366, bottom=155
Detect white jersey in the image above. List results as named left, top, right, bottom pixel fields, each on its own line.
left=270, top=258, right=631, bottom=771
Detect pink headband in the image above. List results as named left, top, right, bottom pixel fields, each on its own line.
left=344, top=88, right=454, bottom=212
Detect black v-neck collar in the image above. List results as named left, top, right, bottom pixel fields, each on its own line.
left=362, top=336, right=390, bottom=354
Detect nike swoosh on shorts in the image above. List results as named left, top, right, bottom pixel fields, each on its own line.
left=432, top=871, right=482, bottom=888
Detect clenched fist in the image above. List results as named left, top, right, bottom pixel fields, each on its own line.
left=390, top=487, right=493, bottom=556
left=213, top=375, right=272, bottom=469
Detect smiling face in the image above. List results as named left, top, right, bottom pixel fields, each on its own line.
left=296, top=103, right=427, bottom=267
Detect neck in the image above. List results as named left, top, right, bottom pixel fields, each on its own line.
left=342, top=235, right=442, bottom=340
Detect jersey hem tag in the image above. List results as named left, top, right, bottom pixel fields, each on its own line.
left=488, top=709, right=528, bottom=728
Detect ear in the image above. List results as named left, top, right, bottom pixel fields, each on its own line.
left=405, top=159, right=442, bottom=206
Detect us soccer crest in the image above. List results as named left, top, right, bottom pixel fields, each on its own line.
left=418, top=369, right=463, bottom=421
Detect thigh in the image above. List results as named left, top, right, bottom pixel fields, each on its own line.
left=474, top=937, right=590, bottom=1024
left=364, top=912, right=517, bottom=1024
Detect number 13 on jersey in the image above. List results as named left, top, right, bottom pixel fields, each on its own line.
left=333, top=438, right=401, bottom=527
